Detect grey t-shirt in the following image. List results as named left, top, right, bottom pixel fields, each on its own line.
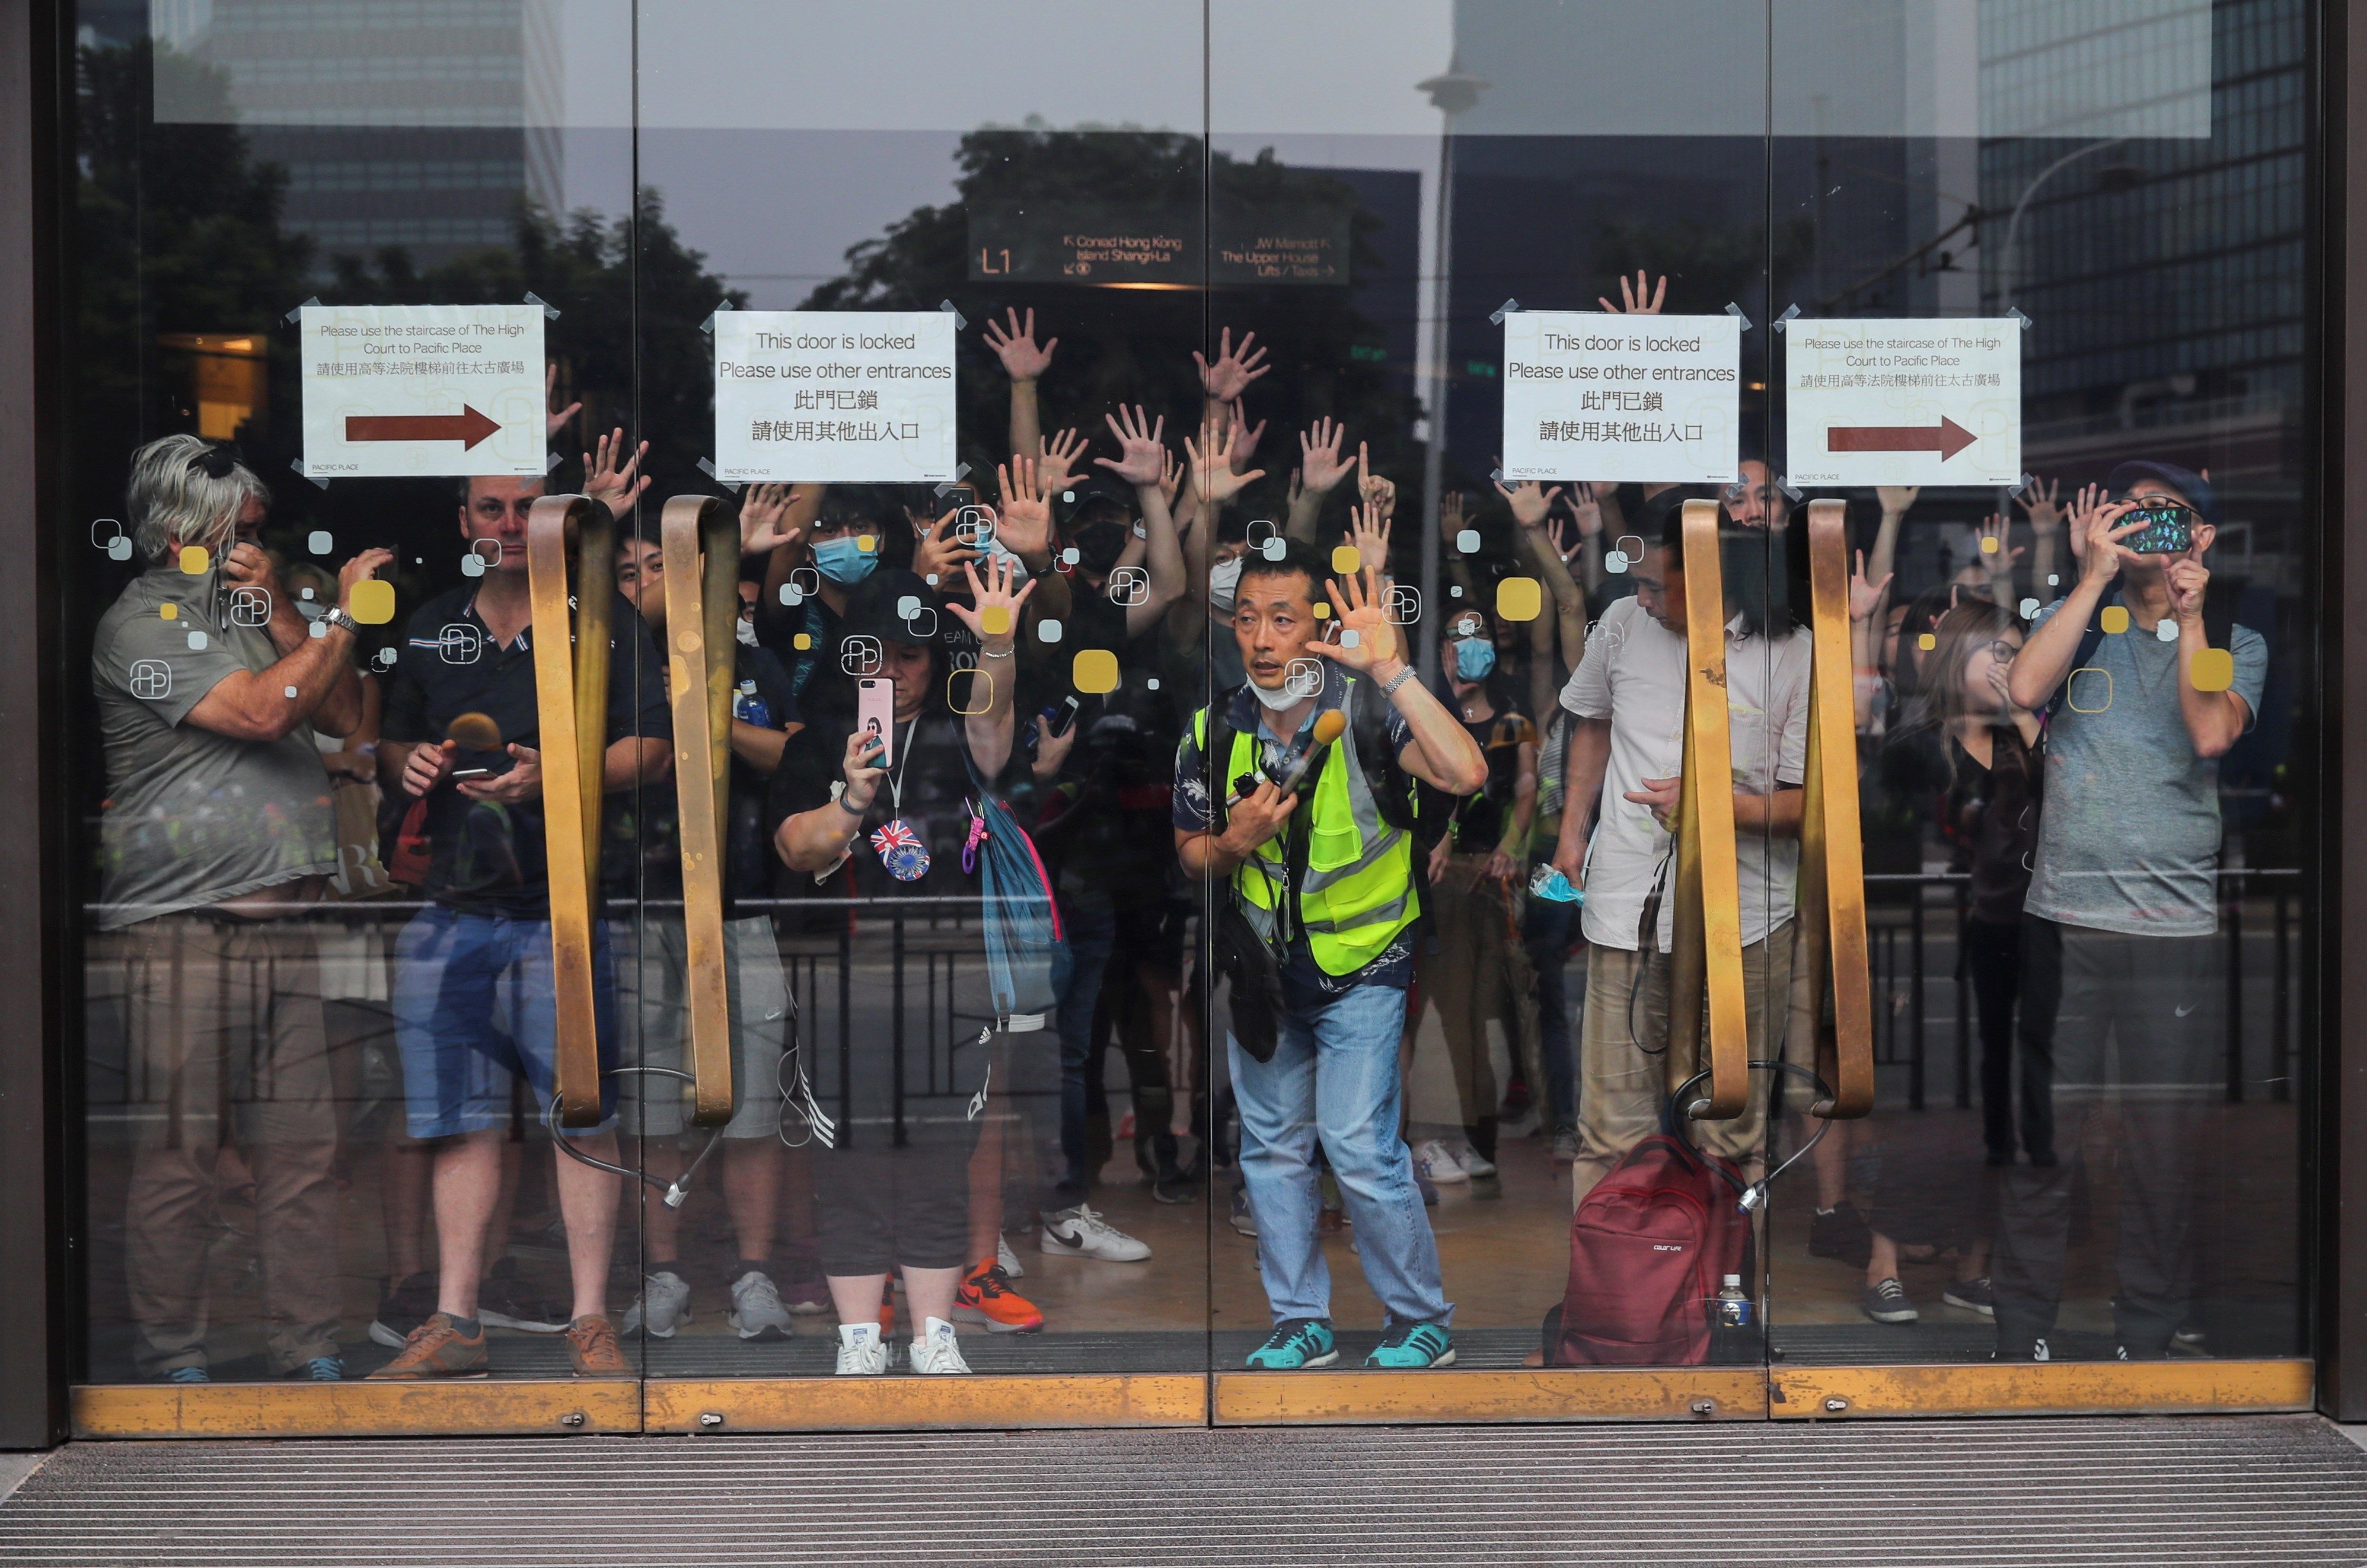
left=2023, top=597, right=2267, bottom=937
left=92, top=566, right=337, bottom=928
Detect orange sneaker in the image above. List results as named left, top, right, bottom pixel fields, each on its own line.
left=566, top=1313, right=630, bottom=1378
left=366, top=1312, right=489, bottom=1379
left=955, top=1257, right=1044, bottom=1334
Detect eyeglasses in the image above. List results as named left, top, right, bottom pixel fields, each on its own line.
left=187, top=442, right=242, bottom=481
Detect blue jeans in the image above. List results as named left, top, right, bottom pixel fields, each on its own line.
left=392, top=905, right=618, bottom=1139
left=1230, top=982, right=1452, bottom=1328
left=1048, top=905, right=1116, bottom=1206
left=1522, top=895, right=1580, bottom=1130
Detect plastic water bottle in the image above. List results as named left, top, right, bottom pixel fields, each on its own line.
left=1716, top=1274, right=1753, bottom=1331
left=732, top=679, right=773, bottom=730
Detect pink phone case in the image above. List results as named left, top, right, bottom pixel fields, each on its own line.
left=857, top=678, right=894, bottom=769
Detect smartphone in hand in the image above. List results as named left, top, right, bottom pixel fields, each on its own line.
left=857, top=677, right=895, bottom=769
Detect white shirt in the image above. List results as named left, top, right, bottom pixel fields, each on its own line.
left=1558, top=596, right=1811, bottom=953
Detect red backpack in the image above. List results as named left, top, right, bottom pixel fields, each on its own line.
left=1548, top=1131, right=1752, bottom=1366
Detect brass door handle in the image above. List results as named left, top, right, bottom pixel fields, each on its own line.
left=1796, top=499, right=1874, bottom=1117
left=659, top=495, right=740, bottom=1126
left=526, top=494, right=616, bottom=1128
left=1667, top=499, right=1750, bottom=1121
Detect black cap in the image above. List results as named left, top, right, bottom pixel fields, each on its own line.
left=2104, top=460, right=2222, bottom=528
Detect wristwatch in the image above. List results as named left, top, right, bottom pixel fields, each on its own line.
left=1379, top=665, right=1417, bottom=699
left=320, top=606, right=362, bottom=637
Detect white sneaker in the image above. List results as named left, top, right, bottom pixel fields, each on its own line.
left=907, top=1315, right=971, bottom=1375
left=619, top=1269, right=691, bottom=1338
left=725, top=1268, right=795, bottom=1342
left=1452, top=1142, right=1498, bottom=1179
left=1413, top=1139, right=1469, bottom=1185
left=835, top=1321, right=888, bottom=1375
left=997, top=1234, right=1025, bottom=1280
left=1038, top=1203, right=1152, bottom=1262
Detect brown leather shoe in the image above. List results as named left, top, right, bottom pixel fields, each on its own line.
left=567, top=1313, right=629, bottom=1377
left=366, top=1312, right=489, bottom=1379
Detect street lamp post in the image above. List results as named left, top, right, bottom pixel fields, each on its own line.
left=1413, top=58, right=1486, bottom=677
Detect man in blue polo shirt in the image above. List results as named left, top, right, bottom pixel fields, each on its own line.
left=370, top=473, right=670, bottom=1379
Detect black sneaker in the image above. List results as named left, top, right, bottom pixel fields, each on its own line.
left=369, top=1271, right=437, bottom=1350
left=1861, top=1276, right=1918, bottom=1324
left=1941, top=1276, right=1996, bottom=1317
left=1150, top=1167, right=1195, bottom=1206
left=479, top=1259, right=567, bottom=1334
left=1808, top=1204, right=1873, bottom=1269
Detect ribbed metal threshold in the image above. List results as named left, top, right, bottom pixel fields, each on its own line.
left=3, top=1417, right=2364, bottom=1566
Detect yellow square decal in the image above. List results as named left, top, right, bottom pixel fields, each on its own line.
left=349, top=580, right=396, bottom=625
left=1073, top=649, right=1119, bottom=694
left=793, top=633, right=812, bottom=652
left=1312, top=602, right=1330, bottom=619
left=1980, top=535, right=1999, bottom=555
left=158, top=602, right=178, bottom=621
left=856, top=535, right=877, bottom=554
left=1497, top=576, right=1542, bottom=622
left=2100, top=605, right=2130, bottom=634
left=178, top=546, right=210, bottom=574
left=1331, top=545, right=1361, bottom=575
left=1917, top=632, right=1937, bottom=652
left=2190, top=647, right=2235, bottom=692
left=980, top=605, right=1013, bottom=637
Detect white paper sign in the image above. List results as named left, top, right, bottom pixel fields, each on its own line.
left=1501, top=312, right=1740, bottom=485
left=1784, top=318, right=2021, bottom=487
left=713, top=311, right=956, bottom=484
left=299, top=304, right=546, bottom=479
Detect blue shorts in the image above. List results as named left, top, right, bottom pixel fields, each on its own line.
left=392, top=905, right=619, bottom=1139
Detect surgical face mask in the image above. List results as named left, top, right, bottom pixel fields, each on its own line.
left=1249, top=676, right=1309, bottom=711
left=1209, top=556, right=1245, bottom=610
left=1453, top=637, right=1497, bottom=681
left=735, top=615, right=759, bottom=647
left=812, top=535, right=877, bottom=586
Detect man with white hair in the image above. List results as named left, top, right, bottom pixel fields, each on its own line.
left=91, top=434, right=391, bottom=1382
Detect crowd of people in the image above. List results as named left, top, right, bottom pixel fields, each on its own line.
left=87, top=277, right=2268, bottom=1380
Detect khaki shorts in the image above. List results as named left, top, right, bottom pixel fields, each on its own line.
left=612, top=913, right=790, bottom=1140
left=1572, top=918, right=1807, bottom=1202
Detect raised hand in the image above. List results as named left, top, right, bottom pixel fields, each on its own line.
left=1093, top=404, right=1167, bottom=487
left=2167, top=555, right=2210, bottom=626
left=2079, top=499, right=2146, bottom=590
left=993, top=455, right=1055, bottom=563
left=1194, top=326, right=1271, bottom=404
left=983, top=307, right=1057, bottom=382
left=1564, top=482, right=1608, bottom=541
left=1493, top=475, right=1562, bottom=530
left=1307, top=560, right=1399, bottom=673
left=2064, top=481, right=2107, bottom=566
left=1159, top=447, right=1183, bottom=511
left=1298, top=417, right=1353, bottom=494
left=912, top=507, right=982, bottom=586
left=1355, top=441, right=1396, bottom=526
left=1600, top=270, right=1668, bottom=315
left=1848, top=548, right=1893, bottom=622
left=546, top=364, right=582, bottom=441
left=583, top=427, right=652, bottom=517
left=1183, top=419, right=1267, bottom=506
left=1877, top=485, right=1920, bottom=518
left=1036, top=426, right=1091, bottom=492
left=1227, top=403, right=1266, bottom=474
left=1345, top=499, right=1392, bottom=580
left=739, top=482, right=803, bottom=557
left=949, top=549, right=1039, bottom=654
left=2015, top=475, right=2062, bottom=533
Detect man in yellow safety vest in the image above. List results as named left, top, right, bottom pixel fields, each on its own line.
left=1172, top=537, right=1487, bottom=1371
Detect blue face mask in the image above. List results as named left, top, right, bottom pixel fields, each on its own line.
left=1453, top=637, right=1497, bottom=681
left=812, top=535, right=877, bottom=586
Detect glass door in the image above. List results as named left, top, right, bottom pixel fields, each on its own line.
left=1756, top=0, right=2314, bottom=1417
left=1202, top=0, right=1795, bottom=1422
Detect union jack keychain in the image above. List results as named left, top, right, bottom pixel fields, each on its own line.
left=870, top=819, right=930, bottom=882
left=962, top=800, right=989, bottom=875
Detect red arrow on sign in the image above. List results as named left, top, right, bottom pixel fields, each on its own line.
left=1827, top=417, right=1977, bottom=461
left=345, top=407, right=503, bottom=450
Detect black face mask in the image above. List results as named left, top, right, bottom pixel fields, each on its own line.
left=1073, top=520, right=1130, bottom=576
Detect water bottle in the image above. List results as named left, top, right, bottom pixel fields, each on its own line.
left=1711, top=1273, right=1757, bottom=1363
left=732, top=678, right=773, bottom=730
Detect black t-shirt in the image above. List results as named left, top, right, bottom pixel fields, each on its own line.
left=1423, top=705, right=1536, bottom=853
left=382, top=586, right=671, bottom=917
left=766, top=593, right=844, bottom=726
left=617, top=642, right=797, bottom=909
left=767, top=707, right=1001, bottom=909
left=1944, top=723, right=2043, bottom=928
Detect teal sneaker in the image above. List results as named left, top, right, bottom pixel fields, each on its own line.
left=1364, top=1321, right=1454, bottom=1368
left=1245, top=1318, right=1338, bottom=1369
